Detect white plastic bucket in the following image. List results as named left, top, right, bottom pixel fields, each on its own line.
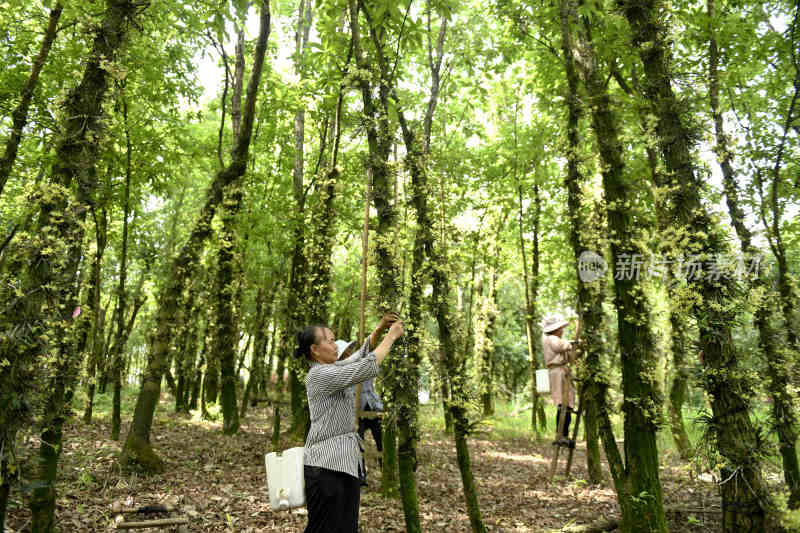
left=535, top=368, right=550, bottom=394
left=265, top=447, right=305, bottom=510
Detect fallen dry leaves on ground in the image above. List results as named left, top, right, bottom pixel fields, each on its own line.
left=5, top=396, right=724, bottom=533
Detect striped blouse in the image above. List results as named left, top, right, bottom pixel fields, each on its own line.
left=303, top=339, right=378, bottom=478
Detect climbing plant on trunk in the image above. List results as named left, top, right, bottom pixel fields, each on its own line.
left=707, top=0, right=800, bottom=508
left=561, top=2, right=668, bottom=530
left=120, top=0, right=271, bottom=472
left=621, top=0, right=779, bottom=528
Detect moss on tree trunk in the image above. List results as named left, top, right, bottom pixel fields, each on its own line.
left=561, top=2, right=667, bottom=530
left=216, top=186, right=244, bottom=436
left=667, top=311, right=692, bottom=461
left=621, top=1, right=777, bottom=528
left=120, top=1, right=270, bottom=471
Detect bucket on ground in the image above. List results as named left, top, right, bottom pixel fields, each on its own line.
left=265, top=447, right=305, bottom=510
left=536, top=368, right=550, bottom=394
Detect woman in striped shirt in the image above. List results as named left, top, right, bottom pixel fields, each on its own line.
left=295, top=313, right=403, bottom=533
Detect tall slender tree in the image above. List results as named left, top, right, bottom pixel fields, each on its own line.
left=561, top=2, right=667, bottom=530
left=349, top=0, right=403, bottom=496
left=110, top=87, right=134, bottom=441
left=284, top=0, right=314, bottom=440
left=120, top=1, right=271, bottom=471
left=621, top=0, right=779, bottom=528
left=559, top=0, right=609, bottom=484
left=708, top=0, right=799, bottom=508
left=0, top=2, right=63, bottom=197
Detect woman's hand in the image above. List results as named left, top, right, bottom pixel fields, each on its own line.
left=372, top=319, right=404, bottom=363
left=388, top=319, right=403, bottom=340
left=371, top=312, right=401, bottom=350
left=378, top=312, right=400, bottom=331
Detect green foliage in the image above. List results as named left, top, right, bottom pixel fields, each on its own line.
left=1, top=0, right=799, bottom=528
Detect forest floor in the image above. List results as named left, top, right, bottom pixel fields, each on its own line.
left=4, top=394, right=732, bottom=533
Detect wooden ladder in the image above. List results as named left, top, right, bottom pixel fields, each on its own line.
left=548, top=377, right=584, bottom=481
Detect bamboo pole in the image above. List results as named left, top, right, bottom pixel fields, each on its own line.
left=116, top=518, right=188, bottom=529
left=355, top=166, right=372, bottom=428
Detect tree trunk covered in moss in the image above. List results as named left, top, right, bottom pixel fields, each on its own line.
left=392, top=38, right=484, bottom=525
left=191, top=329, right=208, bottom=412
left=264, top=314, right=280, bottom=397
left=403, top=171, right=425, bottom=533
left=120, top=1, right=270, bottom=472
left=433, top=275, right=487, bottom=533
left=216, top=184, right=244, bottom=436
left=644, top=128, right=693, bottom=462
left=83, top=206, right=108, bottom=424
left=559, top=5, right=608, bottom=484
left=0, top=2, right=63, bottom=196
left=563, top=2, right=667, bottom=531
left=395, top=110, right=431, bottom=533
left=476, top=216, right=503, bottom=419
left=110, top=92, right=134, bottom=441
left=350, top=0, right=401, bottom=497
left=0, top=1, right=144, bottom=529
left=284, top=228, right=310, bottom=438
left=272, top=344, right=287, bottom=448
left=204, top=331, right=220, bottom=405
left=306, top=168, right=338, bottom=324
left=477, top=265, right=498, bottom=417
left=667, top=308, right=692, bottom=461
left=519, top=186, right=544, bottom=434
left=707, top=0, right=799, bottom=508
left=175, top=293, right=196, bottom=413
left=241, top=288, right=266, bottom=418
left=284, top=0, right=314, bottom=440
left=517, top=166, right=545, bottom=434
left=621, top=1, right=777, bottom=529
left=376, top=9, right=450, bottom=527
left=215, top=30, right=252, bottom=435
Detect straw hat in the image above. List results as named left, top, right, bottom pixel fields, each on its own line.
left=335, top=339, right=357, bottom=360
left=542, top=316, right=569, bottom=334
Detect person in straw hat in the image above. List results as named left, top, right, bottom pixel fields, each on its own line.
left=542, top=315, right=580, bottom=446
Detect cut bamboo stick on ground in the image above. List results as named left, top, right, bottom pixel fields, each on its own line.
left=116, top=517, right=189, bottom=529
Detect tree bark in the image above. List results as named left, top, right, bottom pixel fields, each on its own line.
left=667, top=306, right=692, bottom=462
left=0, top=2, right=63, bottom=196
left=241, top=288, right=267, bottom=418
left=620, top=1, right=777, bottom=529
left=517, top=163, right=545, bottom=434
left=175, top=281, right=201, bottom=413
left=351, top=0, right=401, bottom=497
left=83, top=206, right=108, bottom=424
left=558, top=5, right=610, bottom=484
left=216, top=184, right=244, bottom=436
left=110, top=90, right=134, bottom=441
left=284, top=0, right=314, bottom=440
left=642, top=121, right=693, bottom=462
left=306, top=136, right=338, bottom=324
left=215, top=26, right=250, bottom=436
left=708, top=0, right=800, bottom=508
left=477, top=260, right=499, bottom=417
left=17, top=2, right=145, bottom=528
left=120, top=1, right=271, bottom=472
left=563, top=2, right=667, bottom=530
